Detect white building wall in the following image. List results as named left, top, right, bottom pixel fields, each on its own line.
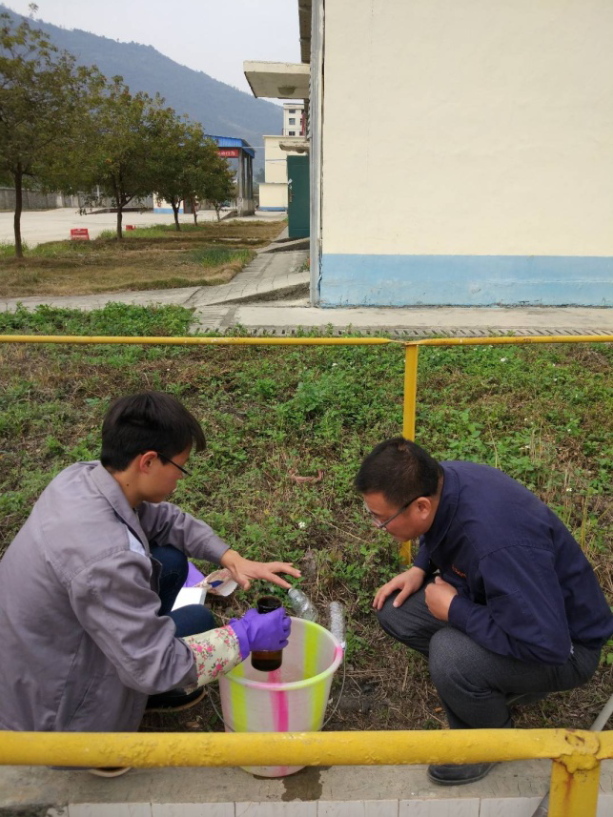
left=264, top=137, right=292, bottom=185
left=259, top=183, right=288, bottom=210
left=261, top=136, right=308, bottom=210
left=319, top=0, right=613, bottom=306
left=283, top=103, right=305, bottom=136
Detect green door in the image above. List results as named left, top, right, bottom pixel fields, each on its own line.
left=287, top=155, right=310, bottom=238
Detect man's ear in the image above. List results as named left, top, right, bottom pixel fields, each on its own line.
left=415, top=497, right=432, bottom=516
left=137, top=451, right=158, bottom=473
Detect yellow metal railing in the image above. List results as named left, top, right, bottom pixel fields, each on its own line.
left=1, top=332, right=611, bottom=441
left=400, top=333, right=613, bottom=438
left=1, top=330, right=612, bottom=816
left=1, top=728, right=611, bottom=815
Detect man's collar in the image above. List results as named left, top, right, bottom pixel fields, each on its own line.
left=90, top=462, right=145, bottom=534
left=423, top=464, right=459, bottom=553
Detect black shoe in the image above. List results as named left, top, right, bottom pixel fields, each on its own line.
left=145, top=686, right=205, bottom=713
left=427, top=762, right=496, bottom=786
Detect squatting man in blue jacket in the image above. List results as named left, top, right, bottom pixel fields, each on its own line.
left=356, top=437, right=613, bottom=786
left=0, top=392, right=296, bottom=777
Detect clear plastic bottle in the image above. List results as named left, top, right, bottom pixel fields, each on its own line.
left=328, top=601, right=346, bottom=649
left=287, top=588, right=319, bottom=622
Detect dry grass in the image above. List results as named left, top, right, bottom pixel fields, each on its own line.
left=0, top=220, right=285, bottom=298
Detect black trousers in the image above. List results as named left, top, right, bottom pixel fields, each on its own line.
left=376, top=579, right=601, bottom=729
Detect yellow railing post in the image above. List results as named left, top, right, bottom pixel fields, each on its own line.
left=548, top=759, right=601, bottom=817
left=403, top=343, right=419, bottom=440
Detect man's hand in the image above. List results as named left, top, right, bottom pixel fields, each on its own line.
left=424, top=576, right=458, bottom=621
left=373, top=566, right=426, bottom=610
left=220, top=550, right=301, bottom=591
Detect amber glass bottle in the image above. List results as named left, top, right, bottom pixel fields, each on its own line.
left=251, top=595, right=283, bottom=672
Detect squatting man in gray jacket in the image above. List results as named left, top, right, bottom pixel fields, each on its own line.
left=0, top=392, right=298, bottom=776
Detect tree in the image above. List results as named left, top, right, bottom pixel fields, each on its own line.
left=183, top=135, right=234, bottom=226
left=0, top=12, right=101, bottom=256
left=202, top=148, right=235, bottom=222
left=153, top=125, right=235, bottom=229
left=151, top=116, right=203, bottom=232
left=81, top=78, right=177, bottom=239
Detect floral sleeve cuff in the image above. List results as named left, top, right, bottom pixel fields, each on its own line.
left=183, top=625, right=243, bottom=686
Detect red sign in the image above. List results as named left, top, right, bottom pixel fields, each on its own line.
left=218, top=148, right=239, bottom=158
left=70, top=228, right=89, bottom=241
left=125, top=225, right=136, bottom=230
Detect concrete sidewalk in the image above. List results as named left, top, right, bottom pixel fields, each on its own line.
left=1, top=226, right=612, bottom=337
left=0, top=228, right=309, bottom=317
left=2, top=756, right=612, bottom=816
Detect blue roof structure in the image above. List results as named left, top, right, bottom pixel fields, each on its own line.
left=207, top=135, right=255, bottom=159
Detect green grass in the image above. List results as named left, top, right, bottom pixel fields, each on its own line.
left=95, top=221, right=280, bottom=241
left=0, top=241, right=31, bottom=257
left=1, top=304, right=612, bottom=732
left=190, top=247, right=254, bottom=268
left=97, top=224, right=201, bottom=240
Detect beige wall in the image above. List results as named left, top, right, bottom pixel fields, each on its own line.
left=264, top=136, right=290, bottom=184
left=259, top=183, right=288, bottom=209
left=322, top=0, right=613, bottom=258
left=264, top=136, right=307, bottom=185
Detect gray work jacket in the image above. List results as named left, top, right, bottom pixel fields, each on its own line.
left=0, top=461, right=230, bottom=732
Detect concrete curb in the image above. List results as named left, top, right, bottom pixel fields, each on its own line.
left=3, top=758, right=612, bottom=815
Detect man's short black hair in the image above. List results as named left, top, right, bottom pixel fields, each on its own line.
left=354, top=437, right=441, bottom=506
left=100, top=391, right=206, bottom=472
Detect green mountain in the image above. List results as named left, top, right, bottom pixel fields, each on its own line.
left=0, top=5, right=282, bottom=170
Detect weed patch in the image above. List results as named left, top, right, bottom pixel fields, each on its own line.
left=1, top=305, right=611, bottom=734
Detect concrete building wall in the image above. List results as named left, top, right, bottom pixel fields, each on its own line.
left=259, top=182, right=288, bottom=210
left=319, top=0, right=613, bottom=306
left=262, top=136, right=308, bottom=210
left=265, top=136, right=292, bottom=185
left=0, top=188, right=81, bottom=211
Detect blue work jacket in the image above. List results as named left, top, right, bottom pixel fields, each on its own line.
left=414, top=462, right=613, bottom=665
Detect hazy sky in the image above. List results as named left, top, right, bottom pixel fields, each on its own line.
left=3, top=0, right=301, bottom=98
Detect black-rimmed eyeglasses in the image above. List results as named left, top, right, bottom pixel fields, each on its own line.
left=364, top=495, right=422, bottom=530
left=157, top=453, right=191, bottom=476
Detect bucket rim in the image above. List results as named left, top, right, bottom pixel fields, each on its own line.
left=222, top=617, right=344, bottom=692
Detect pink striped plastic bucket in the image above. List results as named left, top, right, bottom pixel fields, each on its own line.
left=218, top=616, right=344, bottom=777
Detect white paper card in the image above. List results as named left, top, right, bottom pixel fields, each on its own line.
left=171, top=586, right=206, bottom=611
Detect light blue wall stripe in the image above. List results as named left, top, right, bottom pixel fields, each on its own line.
left=319, top=254, right=613, bottom=307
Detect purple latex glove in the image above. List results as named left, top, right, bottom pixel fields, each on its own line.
left=229, top=607, right=292, bottom=660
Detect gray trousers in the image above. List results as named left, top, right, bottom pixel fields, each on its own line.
left=376, top=579, right=601, bottom=730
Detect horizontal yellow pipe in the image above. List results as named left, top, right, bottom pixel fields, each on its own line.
left=0, top=333, right=610, bottom=348
left=0, top=334, right=392, bottom=346
left=0, top=729, right=609, bottom=769
left=414, top=334, right=613, bottom=346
